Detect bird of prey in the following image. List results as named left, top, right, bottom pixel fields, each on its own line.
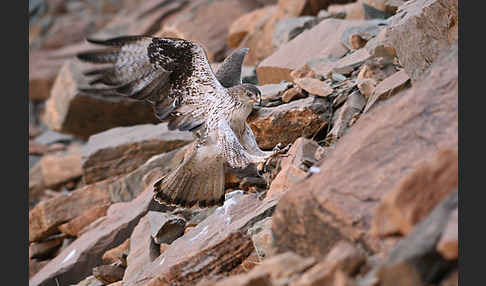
left=77, top=36, right=287, bottom=208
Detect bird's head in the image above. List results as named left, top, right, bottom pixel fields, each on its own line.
left=238, top=83, right=262, bottom=106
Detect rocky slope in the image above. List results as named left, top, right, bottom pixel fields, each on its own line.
left=29, top=0, right=458, bottom=285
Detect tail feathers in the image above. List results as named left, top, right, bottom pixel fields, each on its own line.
left=153, top=145, right=225, bottom=208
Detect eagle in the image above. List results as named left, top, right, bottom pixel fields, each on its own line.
left=77, top=36, right=287, bottom=208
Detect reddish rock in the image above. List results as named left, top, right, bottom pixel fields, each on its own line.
left=72, top=275, right=104, bottom=286
left=227, top=6, right=276, bottom=48
left=102, top=238, right=130, bottom=266
left=42, top=59, right=160, bottom=139
left=124, top=193, right=280, bottom=286
left=437, top=208, right=458, bottom=260
left=159, top=0, right=263, bottom=62
left=271, top=45, right=458, bottom=259
left=294, top=77, right=334, bottom=97
left=281, top=87, right=306, bottom=103
left=214, top=252, right=315, bottom=286
left=29, top=187, right=156, bottom=286
left=29, top=141, right=49, bottom=155
left=58, top=203, right=110, bottom=237
left=29, top=236, right=64, bottom=259
left=267, top=137, right=324, bottom=198
left=371, top=149, right=458, bottom=237
left=370, top=191, right=458, bottom=286
left=257, top=19, right=367, bottom=84
left=29, top=180, right=111, bottom=242
left=40, top=144, right=83, bottom=188
left=363, top=70, right=411, bottom=113
left=293, top=241, right=366, bottom=286
left=440, top=270, right=458, bottom=286
left=123, top=215, right=159, bottom=282
left=93, top=264, right=125, bottom=284
left=290, top=64, right=317, bottom=82
left=249, top=96, right=330, bottom=149
left=82, top=123, right=192, bottom=185
left=385, top=0, right=458, bottom=81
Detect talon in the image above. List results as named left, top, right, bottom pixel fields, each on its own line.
left=272, top=143, right=282, bottom=152
left=257, top=161, right=265, bottom=176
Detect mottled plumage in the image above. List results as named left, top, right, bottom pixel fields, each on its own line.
left=77, top=36, right=278, bottom=208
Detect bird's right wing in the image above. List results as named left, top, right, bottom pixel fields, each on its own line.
left=77, top=36, right=235, bottom=133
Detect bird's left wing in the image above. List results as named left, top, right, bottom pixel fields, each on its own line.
left=77, top=36, right=233, bottom=132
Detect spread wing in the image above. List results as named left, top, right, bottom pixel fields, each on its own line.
left=77, top=36, right=232, bottom=133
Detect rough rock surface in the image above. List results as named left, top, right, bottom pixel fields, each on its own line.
left=257, top=19, right=368, bottom=84
left=29, top=188, right=157, bottom=286
left=248, top=96, right=331, bottom=149
left=82, top=123, right=193, bottom=184
left=371, top=149, right=458, bottom=237
left=124, top=193, right=280, bottom=286
left=42, top=59, right=160, bottom=139
left=272, top=44, right=458, bottom=259
left=385, top=0, right=458, bottom=81
left=29, top=180, right=112, bottom=242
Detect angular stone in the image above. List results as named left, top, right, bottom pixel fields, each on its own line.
left=385, top=0, right=458, bottom=81
left=159, top=0, right=262, bottom=62
left=211, top=252, right=315, bottom=286
left=278, top=0, right=355, bottom=16
left=102, top=238, right=130, bottom=265
left=247, top=217, right=275, bottom=260
left=257, top=19, right=368, bottom=84
left=371, top=149, right=458, bottom=237
left=40, top=144, right=83, bottom=188
left=123, top=214, right=160, bottom=282
left=258, top=82, right=292, bottom=107
left=357, top=78, right=376, bottom=98
left=281, top=87, right=306, bottom=103
left=147, top=211, right=186, bottom=245
left=370, top=191, right=458, bottom=286
left=248, top=96, right=330, bottom=149
left=272, top=44, right=458, bottom=259
left=82, top=123, right=192, bottom=185
left=29, top=180, right=111, bottom=242
left=29, top=141, right=49, bottom=156
left=29, top=187, right=156, bottom=286
left=363, top=69, right=410, bottom=113
left=124, top=193, right=280, bottom=286
left=42, top=59, right=160, bottom=139
left=332, top=48, right=372, bottom=75
left=327, top=90, right=366, bottom=141
left=267, top=137, right=324, bottom=198
left=437, top=208, right=458, bottom=260
left=58, top=203, right=110, bottom=237
left=293, top=241, right=367, bottom=286
left=295, top=77, right=333, bottom=97
left=29, top=236, right=64, bottom=259
left=227, top=5, right=276, bottom=48
left=290, top=64, right=317, bottom=82
left=236, top=6, right=278, bottom=66
left=93, top=264, right=125, bottom=284
left=439, top=270, right=458, bottom=286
